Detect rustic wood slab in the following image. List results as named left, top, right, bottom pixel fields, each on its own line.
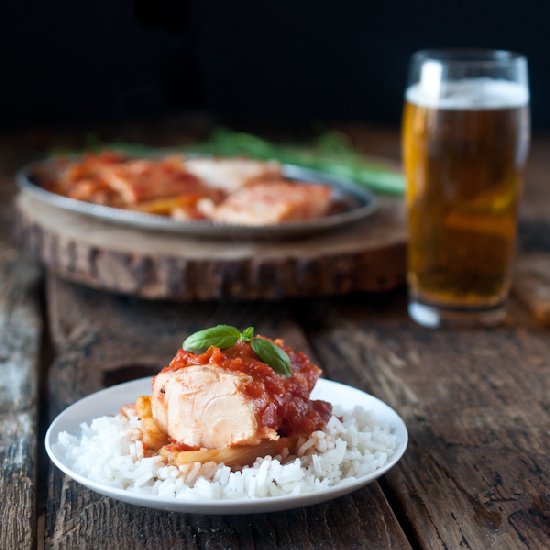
left=18, top=192, right=406, bottom=301
left=301, top=295, right=550, bottom=549
left=4, top=122, right=550, bottom=548
left=44, top=274, right=410, bottom=550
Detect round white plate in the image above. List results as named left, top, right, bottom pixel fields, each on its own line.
left=45, top=378, right=407, bottom=514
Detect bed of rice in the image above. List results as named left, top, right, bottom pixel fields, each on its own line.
left=54, top=405, right=398, bottom=500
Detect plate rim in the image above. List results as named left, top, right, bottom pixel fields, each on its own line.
left=45, top=377, right=407, bottom=513
left=17, top=155, right=377, bottom=240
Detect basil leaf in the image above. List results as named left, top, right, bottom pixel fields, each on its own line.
left=251, top=338, right=292, bottom=376
left=183, top=325, right=240, bottom=353
left=241, top=326, right=254, bottom=342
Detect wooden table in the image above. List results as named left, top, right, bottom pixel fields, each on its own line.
left=2, top=123, right=550, bottom=549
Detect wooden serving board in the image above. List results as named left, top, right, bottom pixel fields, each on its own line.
left=17, top=192, right=406, bottom=300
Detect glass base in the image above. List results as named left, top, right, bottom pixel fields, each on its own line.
left=408, top=299, right=506, bottom=329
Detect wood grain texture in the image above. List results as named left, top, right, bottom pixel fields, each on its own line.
left=3, top=122, right=550, bottom=548
left=48, top=472, right=408, bottom=550
left=18, top=192, right=406, bottom=300
left=514, top=252, right=550, bottom=323
left=0, top=170, right=42, bottom=548
left=300, top=293, right=550, bottom=549
left=44, top=275, right=410, bottom=550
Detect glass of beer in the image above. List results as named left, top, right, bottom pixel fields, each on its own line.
left=403, top=49, right=529, bottom=327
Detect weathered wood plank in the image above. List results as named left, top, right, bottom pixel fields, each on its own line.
left=302, top=294, right=550, bottom=549
left=48, top=471, right=407, bottom=550
left=45, top=275, right=410, bottom=550
left=514, top=252, right=550, bottom=323
left=16, top=123, right=550, bottom=548
left=0, top=180, right=43, bottom=547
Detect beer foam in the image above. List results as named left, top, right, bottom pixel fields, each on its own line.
left=407, top=78, right=529, bottom=109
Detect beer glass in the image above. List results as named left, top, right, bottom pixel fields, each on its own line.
left=403, top=50, right=529, bottom=327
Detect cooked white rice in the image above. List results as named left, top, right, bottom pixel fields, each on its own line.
left=54, top=405, right=398, bottom=500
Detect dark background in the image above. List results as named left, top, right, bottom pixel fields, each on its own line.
left=2, top=1, right=548, bottom=130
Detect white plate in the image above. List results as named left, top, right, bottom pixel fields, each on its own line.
left=45, top=378, right=407, bottom=514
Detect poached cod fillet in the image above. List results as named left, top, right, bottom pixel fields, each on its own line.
left=185, top=157, right=282, bottom=192
left=209, top=181, right=332, bottom=225
left=152, top=364, right=277, bottom=448
left=151, top=341, right=332, bottom=450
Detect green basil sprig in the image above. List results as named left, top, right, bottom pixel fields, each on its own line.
left=240, top=326, right=254, bottom=342
left=182, top=325, right=240, bottom=352
left=251, top=338, right=291, bottom=376
left=182, top=324, right=291, bottom=376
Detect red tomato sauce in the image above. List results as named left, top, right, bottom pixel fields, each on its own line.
left=159, top=339, right=332, bottom=437
left=163, top=441, right=200, bottom=452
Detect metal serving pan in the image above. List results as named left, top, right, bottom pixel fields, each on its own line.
left=17, top=155, right=377, bottom=240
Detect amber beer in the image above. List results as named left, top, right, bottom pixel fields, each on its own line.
left=403, top=79, right=529, bottom=313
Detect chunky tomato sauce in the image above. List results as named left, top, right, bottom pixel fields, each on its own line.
left=163, top=441, right=200, bottom=452
left=159, top=339, right=332, bottom=437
